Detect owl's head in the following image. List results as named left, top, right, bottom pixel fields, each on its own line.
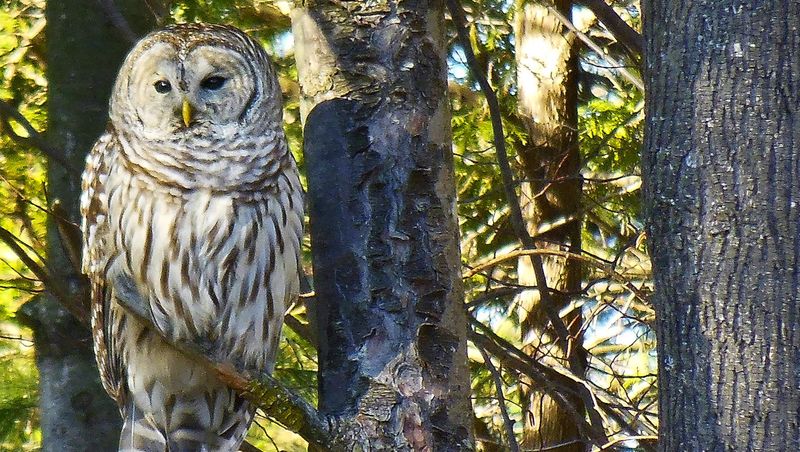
left=109, top=23, right=280, bottom=140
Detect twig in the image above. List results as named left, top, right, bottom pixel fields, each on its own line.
left=471, top=317, right=657, bottom=450
left=470, top=319, right=660, bottom=450
left=110, top=272, right=332, bottom=448
left=51, top=200, right=83, bottom=273
left=464, top=247, right=650, bottom=305
left=542, top=2, right=644, bottom=90
left=576, top=0, right=643, bottom=57
left=0, top=225, right=88, bottom=322
left=468, top=324, right=609, bottom=446
left=283, top=313, right=316, bottom=348
left=0, top=333, right=34, bottom=345
left=96, top=0, right=139, bottom=44
left=0, top=99, right=78, bottom=173
left=477, top=346, right=520, bottom=452
left=446, top=0, right=586, bottom=379
left=598, top=435, right=658, bottom=451
left=465, top=287, right=523, bottom=310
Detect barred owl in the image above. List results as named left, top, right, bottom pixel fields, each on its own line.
left=80, top=23, right=303, bottom=451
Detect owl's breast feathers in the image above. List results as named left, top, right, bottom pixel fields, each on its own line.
left=115, top=124, right=290, bottom=198
left=81, top=126, right=303, bottom=405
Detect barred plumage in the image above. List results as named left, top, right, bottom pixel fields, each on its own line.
left=80, top=23, right=303, bottom=451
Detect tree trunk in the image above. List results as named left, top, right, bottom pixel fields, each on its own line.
left=23, top=2, right=156, bottom=450
left=292, top=1, right=474, bottom=449
left=643, top=1, right=800, bottom=450
left=514, top=1, right=584, bottom=450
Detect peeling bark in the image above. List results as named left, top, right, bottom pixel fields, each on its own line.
left=643, top=1, right=800, bottom=450
left=293, top=1, right=473, bottom=450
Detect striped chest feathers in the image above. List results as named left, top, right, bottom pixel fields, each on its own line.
left=106, top=163, right=299, bottom=365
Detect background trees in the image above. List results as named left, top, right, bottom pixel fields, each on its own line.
left=28, top=1, right=158, bottom=449
left=0, top=0, right=743, bottom=450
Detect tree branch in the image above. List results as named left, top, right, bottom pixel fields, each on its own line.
left=446, top=0, right=588, bottom=380
left=464, top=247, right=651, bottom=305
left=576, top=0, right=643, bottom=57
left=468, top=322, right=610, bottom=446
left=0, top=99, right=79, bottom=174
left=541, top=1, right=644, bottom=90
left=470, top=317, right=657, bottom=451
left=0, top=225, right=89, bottom=322
left=96, top=0, right=140, bottom=44
left=476, top=345, right=520, bottom=452
left=110, top=273, right=332, bottom=448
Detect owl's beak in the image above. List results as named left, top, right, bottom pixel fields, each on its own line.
left=181, top=98, right=193, bottom=127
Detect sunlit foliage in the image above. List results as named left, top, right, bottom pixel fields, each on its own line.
left=0, top=1, right=653, bottom=450
left=0, top=0, right=47, bottom=448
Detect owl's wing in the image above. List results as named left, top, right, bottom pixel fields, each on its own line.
left=80, top=127, right=127, bottom=409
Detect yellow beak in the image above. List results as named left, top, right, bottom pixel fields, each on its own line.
left=182, top=98, right=193, bottom=127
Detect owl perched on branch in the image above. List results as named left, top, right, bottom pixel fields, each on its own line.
left=80, top=23, right=303, bottom=451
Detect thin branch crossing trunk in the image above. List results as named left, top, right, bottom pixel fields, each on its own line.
left=514, top=1, right=585, bottom=450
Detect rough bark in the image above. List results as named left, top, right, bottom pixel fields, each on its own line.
left=643, top=1, right=800, bottom=450
left=20, top=2, right=157, bottom=450
left=293, top=1, right=474, bottom=449
left=514, top=1, right=585, bottom=450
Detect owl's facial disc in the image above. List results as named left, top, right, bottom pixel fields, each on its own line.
left=126, top=43, right=256, bottom=135
left=181, top=46, right=257, bottom=129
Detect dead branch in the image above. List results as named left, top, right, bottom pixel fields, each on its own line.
left=470, top=318, right=657, bottom=451
left=464, top=247, right=651, bottom=306
left=97, top=0, right=139, bottom=44
left=542, top=2, right=644, bottom=90
left=468, top=322, right=610, bottom=446
left=0, top=225, right=89, bottom=322
left=476, top=345, right=520, bottom=452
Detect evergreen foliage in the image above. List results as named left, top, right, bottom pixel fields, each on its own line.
left=0, top=1, right=653, bottom=449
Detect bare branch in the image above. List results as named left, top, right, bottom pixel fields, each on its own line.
left=464, top=247, right=651, bottom=306
left=576, top=0, right=643, bottom=57
left=96, top=0, right=139, bottom=44
left=0, top=100, right=79, bottom=173
left=470, top=319, right=656, bottom=450
left=446, top=0, right=589, bottom=381
left=50, top=200, right=84, bottom=273
left=465, top=287, right=523, bottom=310
left=542, top=2, right=644, bottom=90
left=598, top=435, right=658, bottom=451
left=469, top=323, right=610, bottom=446
left=476, top=346, right=520, bottom=452
left=283, top=313, right=316, bottom=348
left=0, top=225, right=89, bottom=322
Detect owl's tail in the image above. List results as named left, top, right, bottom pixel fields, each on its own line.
left=118, top=395, right=254, bottom=452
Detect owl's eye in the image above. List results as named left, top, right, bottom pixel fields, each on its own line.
left=200, top=76, right=227, bottom=91
left=153, top=80, right=172, bottom=94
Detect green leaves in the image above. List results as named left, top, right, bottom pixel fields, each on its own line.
left=0, top=3, right=46, bottom=447
left=0, top=1, right=655, bottom=449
